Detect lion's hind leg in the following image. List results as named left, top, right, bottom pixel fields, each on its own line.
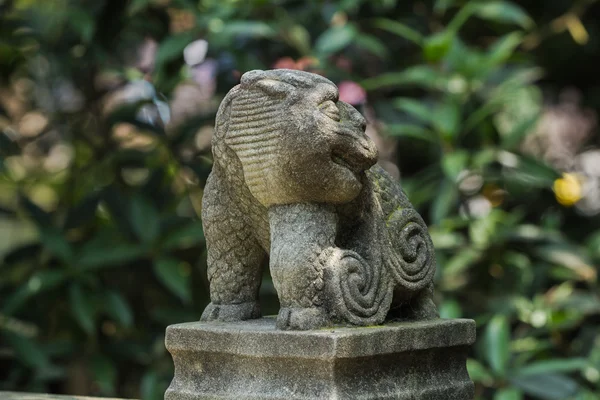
left=200, top=221, right=265, bottom=321
left=200, top=177, right=266, bottom=322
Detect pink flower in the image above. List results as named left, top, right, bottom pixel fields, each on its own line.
left=184, top=39, right=208, bottom=67
left=272, top=57, right=298, bottom=69
left=272, top=56, right=319, bottom=71
left=338, top=81, right=366, bottom=105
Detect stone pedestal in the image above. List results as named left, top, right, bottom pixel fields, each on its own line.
left=165, top=317, right=475, bottom=400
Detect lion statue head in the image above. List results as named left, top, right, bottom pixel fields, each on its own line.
left=214, top=69, right=378, bottom=207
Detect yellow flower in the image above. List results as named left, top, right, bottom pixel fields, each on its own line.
left=553, top=173, right=583, bottom=206
left=482, top=184, right=505, bottom=207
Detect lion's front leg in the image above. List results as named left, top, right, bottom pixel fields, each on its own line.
left=268, top=203, right=338, bottom=330
left=268, top=202, right=395, bottom=329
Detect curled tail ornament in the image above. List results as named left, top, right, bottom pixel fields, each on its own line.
left=320, top=247, right=393, bottom=326
left=385, top=207, right=436, bottom=292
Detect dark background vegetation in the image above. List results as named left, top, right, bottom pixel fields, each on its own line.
left=1, top=0, right=600, bottom=399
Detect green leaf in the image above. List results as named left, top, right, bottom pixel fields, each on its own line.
left=130, top=195, right=160, bottom=244
left=429, top=230, right=465, bottom=249
left=78, top=241, right=145, bottom=270
left=104, top=291, right=134, bottom=327
left=162, top=223, right=205, bottom=250
left=447, top=3, right=477, bottom=33
left=513, top=358, right=587, bottom=377
left=510, top=374, right=579, bottom=400
left=585, top=230, right=600, bottom=259
left=285, top=24, right=311, bottom=55
left=393, top=98, right=433, bottom=125
left=534, top=245, right=596, bottom=282
left=502, top=251, right=531, bottom=271
left=0, top=131, right=20, bottom=156
left=372, top=18, right=423, bottom=45
left=385, top=124, right=438, bottom=143
left=510, top=337, right=553, bottom=354
left=127, top=0, right=154, bottom=15
left=434, top=0, right=458, bottom=15
left=423, top=31, right=453, bottom=62
left=510, top=224, right=562, bottom=243
left=221, top=21, right=276, bottom=39
left=485, top=315, right=510, bottom=376
left=469, top=211, right=503, bottom=248
left=69, top=8, right=95, bottom=43
left=141, top=371, right=165, bottom=400
left=315, top=25, right=357, bottom=55
left=433, top=99, right=461, bottom=139
left=2, top=286, right=32, bottom=315
left=553, top=291, right=600, bottom=316
left=574, top=391, right=600, bottom=400
left=504, top=155, right=560, bottom=188
left=463, top=101, right=501, bottom=134
left=19, top=194, right=51, bottom=227
left=487, top=32, right=523, bottom=67
left=444, top=39, right=486, bottom=79
left=473, top=149, right=498, bottom=169
left=500, top=113, right=540, bottom=150
left=362, top=65, right=445, bottom=90
left=155, top=32, right=195, bottom=67
left=442, top=150, right=469, bottom=181
left=2, top=270, right=67, bottom=315
left=101, top=189, right=136, bottom=238
left=354, top=34, right=388, bottom=59
left=442, top=247, right=481, bottom=290
left=467, top=358, right=494, bottom=385
left=473, top=1, right=534, bottom=29
left=153, top=258, right=191, bottom=302
left=39, top=226, right=74, bottom=264
left=430, top=179, right=459, bottom=224
left=64, top=192, right=101, bottom=230
left=69, top=284, right=95, bottom=334
left=31, top=269, right=67, bottom=291
left=77, top=228, right=145, bottom=269
left=90, top=355, right=117, bottom=395
left=2, top=332, right=51, bottom=369
left=494, top=388, right=523, bottom=400
left=439, top=299, right=462, bottom=318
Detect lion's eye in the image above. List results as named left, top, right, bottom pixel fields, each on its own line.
left=319, top=100, right=340, bottom=122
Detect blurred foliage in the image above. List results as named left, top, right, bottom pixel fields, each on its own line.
left=1, top=0, right=600, bottom=399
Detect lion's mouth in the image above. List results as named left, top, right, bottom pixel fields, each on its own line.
left=332, top=154, right=364, bottom=177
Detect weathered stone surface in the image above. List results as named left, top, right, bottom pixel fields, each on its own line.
left=201, top=69, right=437, bottom=330
left=165, top=317, right=475, bottom=400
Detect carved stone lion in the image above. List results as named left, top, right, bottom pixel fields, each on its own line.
left=201, top=69, right=437, bottom=330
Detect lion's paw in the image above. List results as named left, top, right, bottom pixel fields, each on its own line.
left=200, top=301, right=261, bottom=322
left=276, top=307, right=331, bottom=330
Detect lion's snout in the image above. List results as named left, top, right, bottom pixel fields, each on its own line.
left=360, top=136, right=379, bottom=168
left=333, top=102, right=378, bottom=172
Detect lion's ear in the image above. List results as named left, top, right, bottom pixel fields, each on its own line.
left=254, top=79, right=296, bottom=97
left=241, top=70, right=296, bottom=97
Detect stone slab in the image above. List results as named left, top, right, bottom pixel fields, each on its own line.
left=165, top=317, right=475, bottom=400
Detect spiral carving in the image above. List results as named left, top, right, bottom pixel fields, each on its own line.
left=385, top=207, right=436, bottom=292
left=320, top=247, right=392, bottom=326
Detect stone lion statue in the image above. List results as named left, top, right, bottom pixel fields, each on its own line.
left=200, top=69, right=437, bottom=330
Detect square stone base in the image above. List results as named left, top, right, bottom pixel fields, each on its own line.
left=165, top=318, right=475, bottom=400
